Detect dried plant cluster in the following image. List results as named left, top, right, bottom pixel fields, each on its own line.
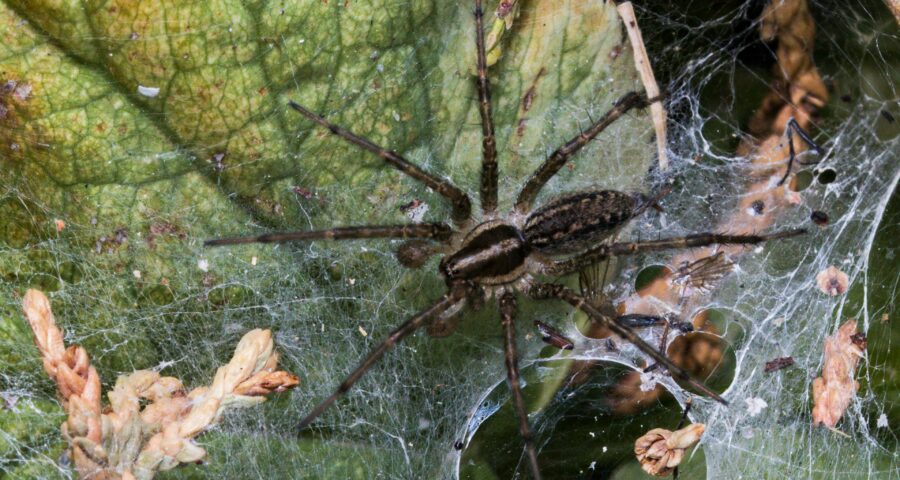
left=634, top=423, right=705, bottom=477
left=812, top=319, right=867, bottom=428
left=21, top=290, right=299, bottom=480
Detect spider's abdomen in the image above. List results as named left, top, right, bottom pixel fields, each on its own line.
left=440, top=221, right=530, bottom=285
left=524, top=190, right=636, bottom=255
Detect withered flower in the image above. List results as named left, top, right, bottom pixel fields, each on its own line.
left=21, top=289, right=299, bottom=480
left=816, top=266, right=849, bottom=296
left=634, top=423, right=705, bottom=477
left=812, top=319, right=866, bottom=428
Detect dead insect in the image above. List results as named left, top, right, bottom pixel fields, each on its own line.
left=205, top=2, right=805, bottom=477
left=763, top=356, right=795, bottom=373
left=534, top=320, right=574, bottom=350
left=671, top=251, right=734, bottom=297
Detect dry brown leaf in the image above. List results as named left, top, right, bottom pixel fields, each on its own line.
left=811, top=319, right=866, bottom=428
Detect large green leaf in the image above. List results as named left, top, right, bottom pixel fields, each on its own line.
left=0, top=1, right=654, bottom=477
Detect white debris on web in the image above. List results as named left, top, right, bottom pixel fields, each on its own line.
left=745, top=397, right=768, bottom=417
left=137, top=85, right=160, bottom=98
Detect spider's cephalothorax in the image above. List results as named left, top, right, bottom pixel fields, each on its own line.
left=205, top=2, right=805, bottom=478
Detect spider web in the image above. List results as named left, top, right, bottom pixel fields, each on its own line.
left=0, top=1, right=897, bottom=479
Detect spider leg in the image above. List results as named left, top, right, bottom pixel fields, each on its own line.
left=499, top=292, right=543, bottom=480
left=474, top=0, right=499, bottom=215
left=297, top=284, right=470, bottom=431
left=526, top=282, right=727, bottom=404
left=545, top=228, right=806, bottom=276
left=204, top=223, right=453, bottom=247
left=514, top=92, right=647, bottom=212
left=288, top=101, right=472, bottom=223
left=777, top=118, right=823, bottom=186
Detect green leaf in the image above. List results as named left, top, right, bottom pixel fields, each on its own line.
left=0, top=1, right=654, bottom=477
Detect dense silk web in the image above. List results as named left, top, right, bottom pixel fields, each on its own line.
left=0, top=1, right=896, bottom=479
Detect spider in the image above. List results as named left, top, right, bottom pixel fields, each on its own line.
left=206, top=2, right=805, bottom=478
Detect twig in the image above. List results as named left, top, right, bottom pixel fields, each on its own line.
left=616, top=1, right=669, bottom=171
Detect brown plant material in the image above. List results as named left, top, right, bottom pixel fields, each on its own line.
left=885, top=0, right=900, bottom=25
left=764, top=356, right=795, bottom=373
left=21, top=289, right=299, bottom=480
left=812, top=319, right=866, bottom=428
left=616, top=0, right=669, bottom=170
left=604, top=0, right=827, bottom=413
left=816, top=266, right=849, bottom=296
left=634, top=423, right=705, bottom=477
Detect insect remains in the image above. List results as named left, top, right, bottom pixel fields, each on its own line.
left=205, top=2, right=806, bottom=477
left=534, top=320, right=574, bottom=350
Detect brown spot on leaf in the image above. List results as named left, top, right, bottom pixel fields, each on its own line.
left=292, top=186, right=314, bottom=199
left=146, top=222, right=186, bottom=249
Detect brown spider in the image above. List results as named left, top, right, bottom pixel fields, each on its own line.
left=206, top=2, right=804, bottom=477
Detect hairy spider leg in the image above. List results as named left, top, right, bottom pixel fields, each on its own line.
left=499, top=293, right=543, bottom=480
left=296, top=285, right=470, bottom=432
left=546, top=229, right=807, bottom=276
left=514, top=92, right=647, bottom=212
left=778, top=117, right=824, bottom=186
left=204, top=224, right=453, bottom=247
left=287, top=101, right=472, bottom=224
left=474, top=0, right=499, bottom=215
left=527, top=282, right=728, bottom=404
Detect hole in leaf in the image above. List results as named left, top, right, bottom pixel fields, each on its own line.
left=817, top=168, right=837, bottom=184
left=790, top=170, right=814, bottom=191
left=634, top=264, right=668, bottom=292
left=668, top=308, right=743, bottom=396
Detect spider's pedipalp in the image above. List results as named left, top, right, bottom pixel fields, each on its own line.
left=287, top=101, right=472, bottom=223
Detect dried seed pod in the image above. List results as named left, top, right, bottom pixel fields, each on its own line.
left=634, top=423, right=705, bottom=476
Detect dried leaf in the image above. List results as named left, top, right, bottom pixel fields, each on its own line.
left=811, top=319, right=865, bottom=428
